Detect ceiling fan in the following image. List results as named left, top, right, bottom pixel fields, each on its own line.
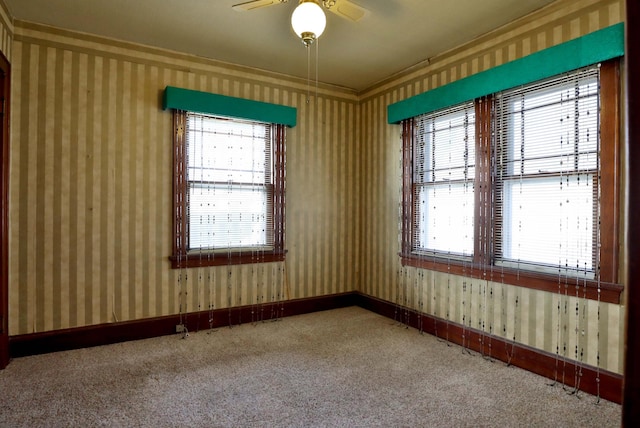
left=232, top=0, right=370, bottom=23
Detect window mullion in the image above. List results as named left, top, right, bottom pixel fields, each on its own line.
left=598, top=60, right=620, bottom=284
left=475, top=96, right=493, bottom=267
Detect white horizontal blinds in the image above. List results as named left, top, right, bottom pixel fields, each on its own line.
left=494, top=65, right=600, bottom=275
left=414, top=102, right=475, bottom=257
left=186, top=112, right=273, bottom=252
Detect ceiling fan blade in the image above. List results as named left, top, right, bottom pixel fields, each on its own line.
left=232, top=0, right=288, bottom=12
left=328, top=0, right=370, bottom=22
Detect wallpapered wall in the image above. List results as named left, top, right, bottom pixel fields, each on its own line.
left=358, top=0, right=626, bottom=374
left=7, top=22, right=360, bottom=336
left=2, top=0, right=628, bottom=377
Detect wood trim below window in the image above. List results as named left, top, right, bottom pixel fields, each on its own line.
left=170, top=251, right=286, bottom=269
left=400, top=255, right=622, bottom=304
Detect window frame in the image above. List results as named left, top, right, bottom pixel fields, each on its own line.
left=411, top=101, right=476, bottom=259
left=170, top=109, right=286, bottom=268
left=493, top=67, right=600, bottom=276
left=400, top=60, right=621, bottom=304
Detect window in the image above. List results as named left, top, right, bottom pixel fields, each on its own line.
left=171, top=111, right=286, bottom=268
left=411, top=102, right=475, bottom=258
left=494, top=67, right=599, bottom=276
left=401, top=60, right=620, bottom=301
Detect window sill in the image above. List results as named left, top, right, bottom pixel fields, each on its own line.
left=170, top=251, right=286, bottom=269
left=400, top=254, right=623, bottom=305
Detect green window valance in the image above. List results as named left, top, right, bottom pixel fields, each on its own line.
left=163, top=86, right=297, bottom=127
left=387, top=22, right=624, bottom=124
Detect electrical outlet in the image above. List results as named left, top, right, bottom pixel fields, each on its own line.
left=175, top=324, right=185, bottom=333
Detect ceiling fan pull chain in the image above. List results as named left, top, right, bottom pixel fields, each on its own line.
left=306, top=43, right=311, bottom=104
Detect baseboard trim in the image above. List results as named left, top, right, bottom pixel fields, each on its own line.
left=8, top=290, right=622, bottom=404
left=9, top=292, right=358, bottom=358
left=355, top=293, right=623, bottom=404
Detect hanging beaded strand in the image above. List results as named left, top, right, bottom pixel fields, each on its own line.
left=395, top=123, right=406, bottom=326
left=178, top=111, right=189, bottom=339
left=594, top=63, right=603, bottom=404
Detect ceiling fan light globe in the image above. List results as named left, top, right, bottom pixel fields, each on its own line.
left=291, top=1, right=326, bottom=42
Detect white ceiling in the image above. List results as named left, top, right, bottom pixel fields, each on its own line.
left=4, top=0, right=558, bottom=92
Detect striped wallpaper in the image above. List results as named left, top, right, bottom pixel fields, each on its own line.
left=3, top=0, right=628, bottom=378
left=8, top=21, right=360, bottom=335
left=358, top=0, right=626, bottom=374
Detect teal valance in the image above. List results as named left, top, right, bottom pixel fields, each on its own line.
left=163, top=86, right=297, bottom=127
left=388, top=22, right=624, bottom=124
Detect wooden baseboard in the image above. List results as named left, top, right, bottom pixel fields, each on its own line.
left=8, top=290, right=622, bottom=404
left=354, top=293, right=623, bottom=404
left=8, top=292, right=358, bottom=358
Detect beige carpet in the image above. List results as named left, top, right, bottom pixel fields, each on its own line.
left=0, top=307, right=621, bottom=427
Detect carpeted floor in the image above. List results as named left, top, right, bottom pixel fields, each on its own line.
left=0, top=307, right=621, bottom=427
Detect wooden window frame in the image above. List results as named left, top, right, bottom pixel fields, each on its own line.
left=401, top=60, right=622, bottom=304
left=170, top=110, right=286, bottom=269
